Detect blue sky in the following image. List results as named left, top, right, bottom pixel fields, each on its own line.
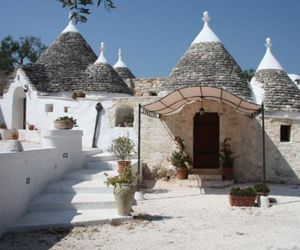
left=0, top=0, right=299, bottom=77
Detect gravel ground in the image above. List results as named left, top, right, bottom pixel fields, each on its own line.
left=1, top=183, right=300, bottom=250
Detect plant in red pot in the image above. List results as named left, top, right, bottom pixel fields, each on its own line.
left=229, top=187, right=256, bottom=207
left=220, top=138, right=234, bottom=180
left=54, top=116, right=78, bottom=130
left=170, top=136, right=191, bottom=180
left=108, top=136, right=135, bottom=173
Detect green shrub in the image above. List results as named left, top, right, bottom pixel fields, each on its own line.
left=253, top=183, right=270, bottom=193
left=230, top=187, right=256, bottom=197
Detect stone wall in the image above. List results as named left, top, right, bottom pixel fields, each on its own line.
left=128, top=78, right=165, bottom=96
left=131, top=99, right=300, bottom=184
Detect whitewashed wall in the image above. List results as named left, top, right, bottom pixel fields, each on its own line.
left=0, top=130, right=84, bottom=237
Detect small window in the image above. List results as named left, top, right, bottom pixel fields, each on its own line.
left=280, top=125, right=291, bottom=142
left=149, top=91, right=158, bottom=96
left=115, top=106, right=134, bottom=127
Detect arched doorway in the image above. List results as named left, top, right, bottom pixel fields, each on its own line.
left=12, top=87, right=26, bottom=129
left=193, top=112, right=219, bottom=169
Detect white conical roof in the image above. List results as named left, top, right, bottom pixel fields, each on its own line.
left=192, top=11, right=221, bottom=44
left=256, top=38, right=283, bottom=71
left=95, top=42, right=108, bottom=64
left=113, top=48, right=127, bottom=68
left=62, top=12, right=79, bottom=34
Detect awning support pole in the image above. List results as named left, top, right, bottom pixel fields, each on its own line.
left=261, top=102, right=266, bottom=185
left=137, top=103, right=141, bottom=192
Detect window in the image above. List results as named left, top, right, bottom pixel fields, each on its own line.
left=280, top=125, right=291, bottom=142
left=149, top=91, right=158, bottom=96
left=115, top=106, right=134, bottom=127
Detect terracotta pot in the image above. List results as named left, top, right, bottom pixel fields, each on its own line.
left=223, top=168, right=233, bottom=180
left=28, top=124, right=35, bottom=130
left=176, top=167, right=188, bottom=179
left=75, top=90, right=86, bottom=98
left=229, top=195, right=256, bottom=207
left=117, top=160, right=131, bottom=173
left=114, top=183, right=135, bottom=216
left=54, top=120, right=74, bottom=130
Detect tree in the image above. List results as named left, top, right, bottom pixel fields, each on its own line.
left=0, top=36, right=46, bottom=95
left=0, top=36, right=46, bottom=74
left=242, top=69, right=255, bottom=82
left=57, top=0, right=115, bottom=23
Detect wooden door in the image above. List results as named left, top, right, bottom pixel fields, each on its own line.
left=193, top=113, right=219, bottom=168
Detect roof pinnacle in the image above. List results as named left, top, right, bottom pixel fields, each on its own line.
left=265, top=37, right=272, bottom=49
left=62, top=11, right=79, bottom=34
left=192, top=10, right=221, bottom=44
left=256, top=37, right=283, bottom=71
left=95, top=42, right=108, bottom=64
left=202, top=11, right=211, bottom=23
left=113, top=48, right=128, bottom=68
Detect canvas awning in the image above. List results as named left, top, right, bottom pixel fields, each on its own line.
left=143, top=87, right=261, bottom=116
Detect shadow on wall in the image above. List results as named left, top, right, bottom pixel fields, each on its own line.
left=263, top=125, right=300, bottom=185
left=0, top=105, right=4, bottom=125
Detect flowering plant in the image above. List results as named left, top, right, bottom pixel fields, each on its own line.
left=170, top=136, right=191, bottom=169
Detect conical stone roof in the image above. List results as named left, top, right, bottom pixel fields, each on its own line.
left=21, top=16, right=97, bottom=93
left=162, top=11, right=253, bottom=102
left=251, top=38, right=300, bottom=111
left=35, top=32, right=97, bottom=92
left=81, top=43, right=132, bottom=94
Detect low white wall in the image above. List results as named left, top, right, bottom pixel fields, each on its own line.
left=0, top=130, right=84, bottom=237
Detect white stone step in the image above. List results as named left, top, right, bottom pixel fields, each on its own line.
left=86, top=152, right=118, bottom=162
left=83, top=148, right=103, bottom=157
left=46, top=180, right=113, bottom=194
left=173, top=179, right=234, bottom=188
left=28, top=193, right=116, bottom=212
left=8, top=209, right=131, bottom=233
left=188, top=174, right=222, bottom=181
left=85, top=160, right=118, bottom=170
left=64, top=169, right=118, bottom=181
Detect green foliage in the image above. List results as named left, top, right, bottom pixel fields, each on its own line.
left=104, top=165, right=136, bottom=187
left=57, top=0, right=115, bottom=23
left=253, top=183, right=270, bottom=193
left=242, top=69, right=255, bottom=82
left=55, top=116, right=78, bottom=127
left=108, top=136, right=135, bottom=161
left=219, top=138, right=234, bottom=168
left=170, top=136, right=190, bottom=169
left=230, top=187, right=256, bottom=197
left=0, top=36, right=46, bottom=74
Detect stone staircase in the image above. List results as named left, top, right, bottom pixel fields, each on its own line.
left=8, top=151, right=132, bottom=233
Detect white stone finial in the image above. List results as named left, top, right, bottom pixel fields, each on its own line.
left=62, top=11, right=79, bottom=33
left=118, top=48, right=122, bottom=60
left=256, top=37, right=283, bottom=71
left=265, top=37, right=272, bottom=49
left=114, top=48, right=127, bottom=68
left=192, top=10, right=220, bottom=44
left=202, top=11, right=211, bottom=23
left=95, top=42, right=108, bottom=64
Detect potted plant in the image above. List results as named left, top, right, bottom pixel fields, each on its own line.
left=220, top=138, right=234, bottom=180
left=10, top=129, right=18, bottom=140
left=229, top=187, right=256, bottom=207
left=253, top=183, right=270, bottom=202
left=108, top=136, right=135, bottom=173
left=54, top=116, right=78, bottom=130
left=170, top=136, right=190, bottom=179
left=72, top=90, right=86, bottom=99
left=105, top=165, right=136, bottom=216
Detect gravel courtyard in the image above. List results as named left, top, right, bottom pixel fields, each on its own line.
left=1, top=183, right=300, bottom=250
